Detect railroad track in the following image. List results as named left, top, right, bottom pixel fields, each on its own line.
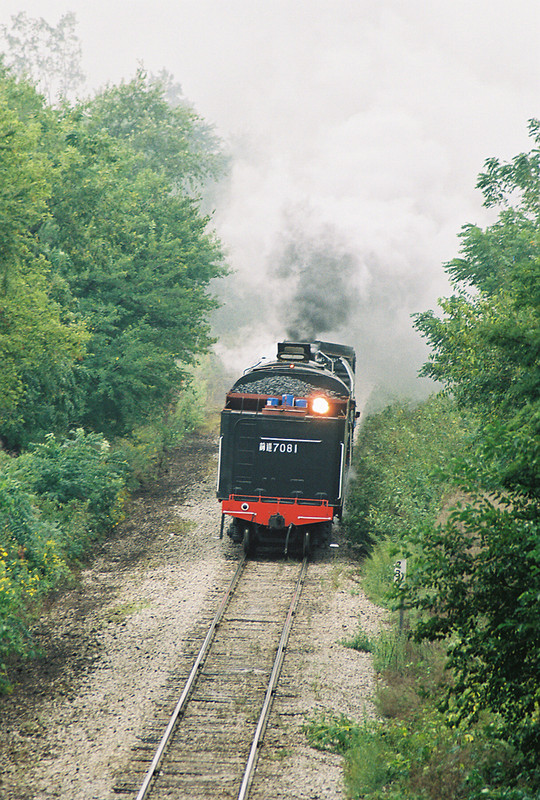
left=115, top=553, right=308, bottom=800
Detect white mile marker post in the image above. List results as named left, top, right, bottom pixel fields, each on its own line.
left=394, top=558, right=407, bottom=632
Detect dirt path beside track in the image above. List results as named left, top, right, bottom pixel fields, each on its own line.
left=0, top=431, right=385, bottom=800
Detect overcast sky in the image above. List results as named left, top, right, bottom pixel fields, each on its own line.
left=2, top=1, right=539, bottom=403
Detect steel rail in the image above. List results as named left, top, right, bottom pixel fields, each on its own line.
left=135, top=553, right=247, bottom=800
left=237, top=556, right=309, bottom=800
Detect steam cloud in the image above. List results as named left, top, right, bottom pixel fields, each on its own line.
left=194, top=4, right=537, bottom=409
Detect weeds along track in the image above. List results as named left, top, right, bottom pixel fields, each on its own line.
left=114, top=553, right=308, bottom=800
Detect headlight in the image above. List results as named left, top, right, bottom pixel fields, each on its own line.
left=311, top=396, right=330, bottom=415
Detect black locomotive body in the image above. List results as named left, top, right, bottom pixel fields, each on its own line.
left=217, top=340, right=357, bottom=555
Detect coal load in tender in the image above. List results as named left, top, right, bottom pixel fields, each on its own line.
left=234, top=376, right=346, bottom=398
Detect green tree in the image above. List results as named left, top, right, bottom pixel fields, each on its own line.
left=414, top=120, right=540, bottom=492
left=0, top=62, right=226, bottom=445
left=41, top=87, right=226, bottom=437
left=409, top=120, right=540, bottom=771
left=0, top=68, right=87, bottom=444
left=83, top=69, right=226, bottom=191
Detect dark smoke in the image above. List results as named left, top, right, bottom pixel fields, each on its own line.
left=274, top=224, right=361, bottom=341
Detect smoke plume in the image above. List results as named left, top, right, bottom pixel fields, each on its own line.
left=273, top=222, right=362, bottom=342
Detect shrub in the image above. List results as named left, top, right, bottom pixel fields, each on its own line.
left=116, top=422, right=168, bottom=490
left=304, top=617, right=538, bottom=800
left=15, top=428, right=127, bottom=533
left=331, top=392, right=539, bottom=797
left=0, top=428, right=129, bottom=690
left=359, top=538, right=402, bottom=606
left=0, top=472, right=67, bottom=691
left=406, top=492, right=540, bottom=770
left=171, top=380, right=207, bottom=435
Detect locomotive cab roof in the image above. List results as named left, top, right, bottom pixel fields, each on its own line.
left=277, top=340, right=356, bottom=371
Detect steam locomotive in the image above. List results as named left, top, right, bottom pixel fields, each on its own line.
left=217, top=340, right=358, bottom=556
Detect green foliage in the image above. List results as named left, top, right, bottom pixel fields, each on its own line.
left=359, top=538, right=403, bottom=607
left=41, top=91, right=226, bottom=438
left=342, top=711, right=534, bottom=800
left=115, top=423, right=170, bottom=491
left=305, top=643, right=538, bottom=800
left=407, top=120, right=540, bottom=770
left=172, top=379, right=208, bottom=434
left=0, top=255, right=87, bottom=433
left=371, top=628, right=412, bottom=675
left=341, top=624, right=432, bottom=676
left=303, top=711, right=360, bottom=755
left=0, top=47, right=225, bottom=687
left=15, top=429, right=127, bottom=532
left=0, top=429, right=128, bottom=690
left=476, top=119, right=540, bottom=217
left=0, top=471, right=66, bottom=690
left=413, top=120, right=540, bottom=471
left=324, top=123, right=540, bottom=797
left=414, top=283, right=539, bottom=422
left=115, top=380, right=209, bottom=489
left=0, top=76, right=48, bottom=265
left=405, top=494, right=540, bottom=765
left=0, top=471, right=66, bottom=583
left=0, top=68, right=88, bottom=443
left=345, top=395, right=470, bottom=553
left=0, top=59, right=227, bottom=446
left=339, top=398, right=540, bottom=795
left=84, top=69, right=226, bottom=190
